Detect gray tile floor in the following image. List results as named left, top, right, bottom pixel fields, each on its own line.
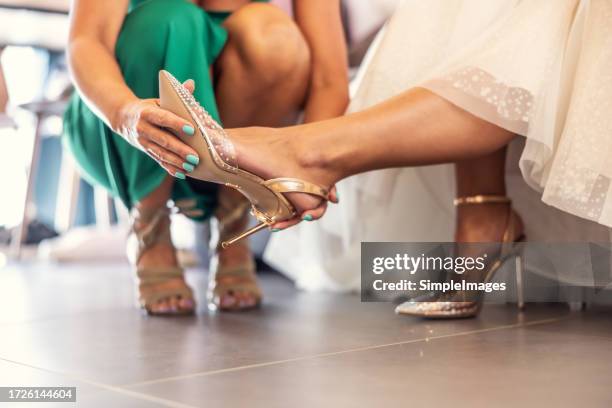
left=0, top=261, right=611, bottom=407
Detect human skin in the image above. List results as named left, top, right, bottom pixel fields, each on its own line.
left=67, top=0, right=348, bottom=312
left=226, top=87, right=523, bottom=242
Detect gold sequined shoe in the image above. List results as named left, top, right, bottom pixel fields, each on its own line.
left=207, top=189, right=262, bottom=311
left=395, top=195, right=525, bottom=319
left=159, top=70, right=329, bottom=248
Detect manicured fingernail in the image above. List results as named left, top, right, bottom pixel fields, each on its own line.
left=182, top=162, right=195, bottom=172
left=183, top=125, right=195, bottom=135
left=271, top=228, right=280, bottom=232
left=186, top=154, right=199, bottom=165
left=303, top=214, right=313, bottom=221
left=175, top=171, right=186, bottom=179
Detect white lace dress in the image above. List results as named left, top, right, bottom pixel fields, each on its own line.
left=265, top=0, right=612, bottom=291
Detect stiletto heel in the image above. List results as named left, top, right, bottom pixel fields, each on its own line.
left=208, top=193, right=262, bottom=311
left=159, top=70, right=329, bottom=244
left=396, top=195, right=526, bottom=319
left=221, top=221, right=269, bottom=249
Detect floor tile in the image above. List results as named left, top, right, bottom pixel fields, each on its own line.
left=0, top=262, right=569, bottom=385
left=129, top=313, right=612, bottom=408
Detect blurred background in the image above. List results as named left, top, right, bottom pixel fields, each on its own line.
left=0, top=0, right=399, bottom=266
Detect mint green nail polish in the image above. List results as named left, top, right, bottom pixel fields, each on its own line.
left=175, top=171, right=186, bottom=180
left=183, top=162, right=195, bottom=172
left=186, top=154, right=199, bottom=165
left=183, top=125, right=195, bottom=135
left=271, top=228, right=281, bottom=232
left=303, top=214, right=313, bottom=221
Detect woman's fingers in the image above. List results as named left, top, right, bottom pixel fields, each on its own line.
left=328, top=186, right=339, bottom=203
left=271, top=199, right=329, bottom=231
left=142, top=105, right=196, bottom=141
left=271, top=217, right=302, bottom=231
left=182, top=79, right=195, bottom=94
left=140, top=138, right=191, bottom=178
left=301, top=201, right=328, bottom=221
left=139, top=119, right=200, bottom=165
left=140, top=125, right=193, bottom=172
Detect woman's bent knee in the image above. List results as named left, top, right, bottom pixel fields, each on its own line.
left=225, top=4, right=311, bottom=83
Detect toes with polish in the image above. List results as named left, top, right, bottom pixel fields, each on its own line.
left=180, top=298, right=195, bottom=310
left=221, top=295, right=236, bottom=308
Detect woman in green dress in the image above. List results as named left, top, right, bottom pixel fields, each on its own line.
left=64, top=0, right=348, bottom=314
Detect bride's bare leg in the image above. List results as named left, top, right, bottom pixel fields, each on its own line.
left=227, top=88, right=518, bottom=219
left=454, top=148, right=520, bottom=242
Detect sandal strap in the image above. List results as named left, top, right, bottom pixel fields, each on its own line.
left=454, top=195, right=521, bottom=252
left=263, top=178, right=329, bottom=200
left=135, top=266, right=193, bottom=307
left=136, top=266, right=185, bottom=282
left=453, top=195, right=511, bottom=206
left=208, top=261, right=262, bottom=298
left=126, top=205, right=172, bottom=265
left=173, top=199, right=206, bottom=218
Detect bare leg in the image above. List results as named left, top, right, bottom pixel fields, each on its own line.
left=204, top=3, right=311, bottom=309
left=456, top=148, right=508, bottom=241
left=227, top=88, right=518, bottom=219
left=134, top=176, right=194, bottom=313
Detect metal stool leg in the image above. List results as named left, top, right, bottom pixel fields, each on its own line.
left=11, top=112, right=43, bottom=258
left=54, top=154, right=80, bottom=233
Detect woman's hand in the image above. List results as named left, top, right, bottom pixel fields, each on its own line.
left=113, top=81, right=200, bottom=177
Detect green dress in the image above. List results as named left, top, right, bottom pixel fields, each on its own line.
left=63, top=0, right=263, bottom=220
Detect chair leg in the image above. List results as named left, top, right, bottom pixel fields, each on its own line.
left=94, top=185, right=114, bottom=227
left=11, top=113, right=44, bottom=258
left=55, top=154, right=80, bottom=232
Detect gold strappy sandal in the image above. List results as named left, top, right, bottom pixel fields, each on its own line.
left=207, top=190, right=262, bottom=311
left=396, top=195, right=525, bottom=319
left=159, top=70, right=329, bottom=247
left=127, top=205, right=195, bottom=316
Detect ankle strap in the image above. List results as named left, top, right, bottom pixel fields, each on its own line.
left=453, top=195, right=511, bottom=206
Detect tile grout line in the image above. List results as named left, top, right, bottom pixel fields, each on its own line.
left=0, top=356, right=197, bottom=408
left=124, top=315, right=569, bottom=388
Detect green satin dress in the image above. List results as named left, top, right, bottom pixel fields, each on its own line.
left=63, top=0, right=263, bottom=220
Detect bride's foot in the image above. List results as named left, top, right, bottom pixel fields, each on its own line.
left=225, top=126, right=338, bottom=227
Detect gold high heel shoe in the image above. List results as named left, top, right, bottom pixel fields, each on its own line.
left=159, top=70, right=329, bottom=247
left=395, top=195, right=525, bottom=319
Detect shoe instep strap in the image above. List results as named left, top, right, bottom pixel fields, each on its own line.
left=127, top=206, right=172, bottom=265
left=263, top=178, right=328, bottom=199
left=453, top=195, right=511, bottom=206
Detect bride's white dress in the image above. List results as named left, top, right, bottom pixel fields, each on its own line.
left=265, top=0, right=612, bottom=291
